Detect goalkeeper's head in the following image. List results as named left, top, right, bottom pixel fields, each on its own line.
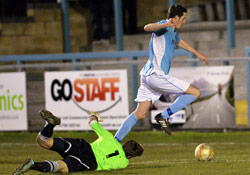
left=122, top=140, right=144, bottom=159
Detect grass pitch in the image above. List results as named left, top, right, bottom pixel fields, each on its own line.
left=1, top=131, right=250, bottom=175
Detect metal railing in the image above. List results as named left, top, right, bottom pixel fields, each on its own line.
left=0, top=48, right=250, bottom=124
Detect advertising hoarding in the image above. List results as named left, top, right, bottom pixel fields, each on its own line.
left=0, top=72, right=27, bottom=131
left=151, top=66, right=235, bottom=129
left=45, top=70, right=129, bottom=130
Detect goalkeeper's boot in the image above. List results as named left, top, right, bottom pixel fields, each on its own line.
left=39, top=110, right=61, bottom=125
left=87, top=111, right=104, bottom=122
left=13, top=158, right=34, bottom=175
left=155, top=113, right=172, bottom=135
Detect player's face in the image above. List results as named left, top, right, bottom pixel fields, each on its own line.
left=175, top=13, right=186, bottom=29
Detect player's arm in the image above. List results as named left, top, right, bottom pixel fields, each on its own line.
left=144, top=19, right=176, bottom=33
left=177, top=39, right=209, bottom=64
left=88, top=114, right=111, bottom=138
left=89, top=120, right=107, bottom=138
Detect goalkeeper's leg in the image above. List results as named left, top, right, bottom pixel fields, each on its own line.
left=13, top=158, right=68, bottom=175
left=36, top=110, right=76, bottom=154
left=36, top=109, right=61, bottom=149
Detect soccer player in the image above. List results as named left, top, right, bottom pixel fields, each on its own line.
left=115, top=5, right=208, bottom=141
left=13, top=110, right=143, bottom=175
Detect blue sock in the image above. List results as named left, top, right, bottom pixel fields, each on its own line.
left=114, top=113, right=138, bottom=142
left=161, top=94, right=197, bottom=119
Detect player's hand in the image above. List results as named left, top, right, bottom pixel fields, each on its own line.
left=87, top=111, right=104, bottom=122
left=196, top=53, right=209, bottom=65
left=88, top=117, right=97, bottom=124
left=165, top=18, right=177, bottom=27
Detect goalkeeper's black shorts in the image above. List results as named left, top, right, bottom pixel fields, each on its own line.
left=53, top=137, right=97, bottom=172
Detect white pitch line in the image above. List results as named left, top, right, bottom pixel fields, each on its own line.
left=143, top=142, right=238, bottom=147
left=131, top=158, right=250, bottom=165
left=217, top=114, right=220, bottom=124
left=0, top=143, right=37, bottom=147
left=1, top=142, right=243, bottom=147
left=192, top=114, right=198, bottom=121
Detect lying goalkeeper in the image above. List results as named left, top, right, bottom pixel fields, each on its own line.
left=13, top=110, right=144, bottom=175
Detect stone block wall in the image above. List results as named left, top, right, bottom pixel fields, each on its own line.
left=0, top=6, right=90, bottom=55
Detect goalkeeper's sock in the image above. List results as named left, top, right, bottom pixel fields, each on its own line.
left=40, top=124, right=55, bottom=138
left=31, top=160, right=59, bottom=173
left=114, top=113, right=138, bottom=142
left=162, top=94, right=196, bottom=119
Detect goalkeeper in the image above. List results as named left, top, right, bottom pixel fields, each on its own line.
left=14, top=110, right=144, bottom=175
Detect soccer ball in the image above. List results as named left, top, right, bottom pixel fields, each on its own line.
left=194, top=143, right=214, bottom=161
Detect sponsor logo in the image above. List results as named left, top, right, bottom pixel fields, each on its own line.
left=0, top=89, right=24, bottom=111
left=50, top=77, right=121, bottom=113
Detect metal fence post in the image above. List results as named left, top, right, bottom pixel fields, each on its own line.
left=72, top=58, right=78, bottom=70
left=17, top=60, right=22, bottom=72
left=61, top=0, right=71, bottom=53
left=169, top=0, right=176, bottom=7
left=114, top=0, right=124, bottom=51
left=190, top=53, right=197, bottom=67
left=247, top=61, right=250, bottom=126
left=246, top=47, right=250, bottom=126
left=130, top=56, right=138, bottom=110
left=226, top=0, right=235, bottom=57
left=246, top=47, right=250, bottom=57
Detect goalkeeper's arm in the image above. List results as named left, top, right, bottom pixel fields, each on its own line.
left=88, top=112, right=112, bottom=138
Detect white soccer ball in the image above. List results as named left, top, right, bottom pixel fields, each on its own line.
left=194, top=143, right=214, bottom=161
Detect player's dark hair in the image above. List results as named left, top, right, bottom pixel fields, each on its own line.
left=167, top=5, right=187, bottom=19
left=123, top=140, right=144, bottom=158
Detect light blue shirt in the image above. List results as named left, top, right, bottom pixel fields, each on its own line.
left=140, top=20, right=180, bottom=76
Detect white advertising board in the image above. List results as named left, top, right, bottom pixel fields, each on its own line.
left=0, top=72, right=27, bottom=131
left=170, top=66, right=234, bottom=98
left=152, top=66, right=235, bottom=129
left=45, top=70, right=129, bottom=130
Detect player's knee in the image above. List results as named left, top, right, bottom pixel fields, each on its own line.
left=56, top=160, right=69, bottom=173
left=36, top=134, right=52, bottom=149
left=133, top=112, right=146, bottom=120
left=133, top=101, right=151, bottom=120
left=187, top=84, right=200, bottom=98
left=36, top=135, right=46, bottom=148
left=194, top=88, right=200, bottom=98
left=36, top=136, right=44, bottom=147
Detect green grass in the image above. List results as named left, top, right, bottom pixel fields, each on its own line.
left=2, top=131, right=250, bottom=175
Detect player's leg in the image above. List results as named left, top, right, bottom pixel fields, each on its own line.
left=115, top=101, right=151, bottom=142
left=27, top=138, right=96, bottom=174
left=13, top=158, right=68, bottom=175
left=160, top=84, right=200, bottom=119
left=149, top=74, right=199, bottom=133
left=36, top=110, right=61, bottom=149
left=115, top=75, right=160, bottom=142
left=36, top=110, right=72, bottom=155
left=115, top=76, right=161, bottom=142
left=134, top=101, right=152, bottom=120
left=184, top=84, right=200, bottom=98
left=30, top=160, right=68, bottom=173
